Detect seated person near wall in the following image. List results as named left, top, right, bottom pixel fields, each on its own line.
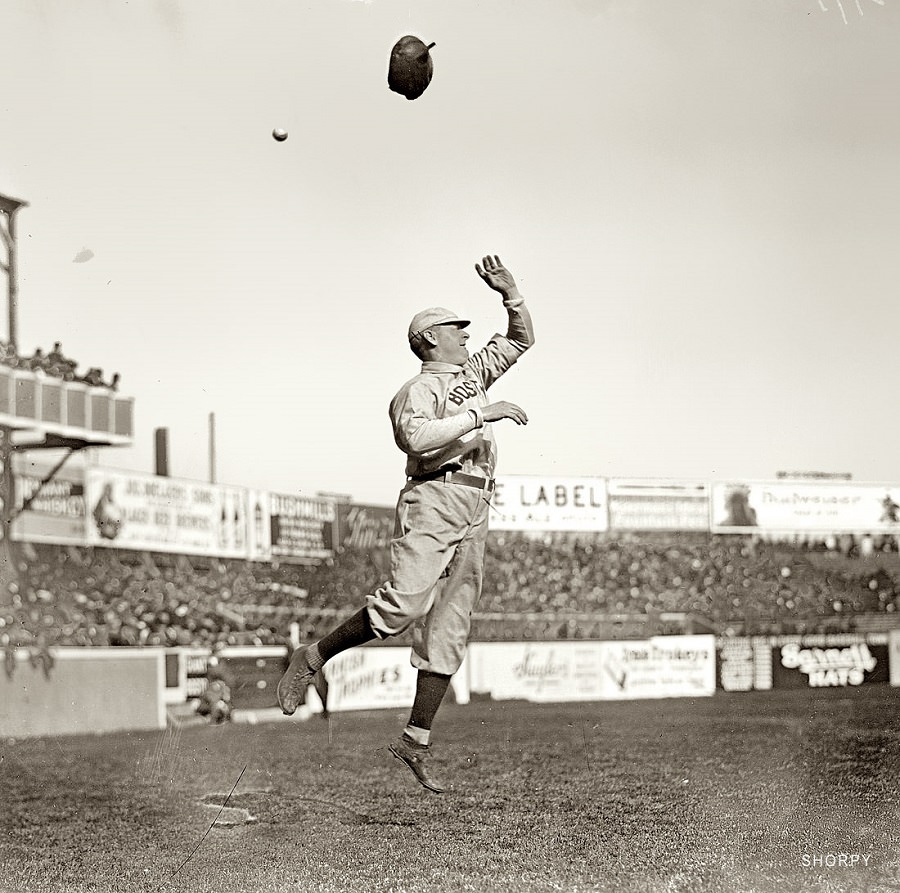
left=195, top=662, right=232, bottom=724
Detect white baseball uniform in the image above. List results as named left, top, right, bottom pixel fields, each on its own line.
left=364, top=304, right=534, bottom=674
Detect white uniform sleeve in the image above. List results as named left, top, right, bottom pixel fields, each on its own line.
left=465, top=303, right=535, bottom=390
left=391, top=381, right=478, bottom=457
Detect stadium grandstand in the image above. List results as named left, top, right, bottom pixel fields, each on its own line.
left=5, top=526, right=900, bottom=665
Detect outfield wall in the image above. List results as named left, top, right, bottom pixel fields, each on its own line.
left=0, top=647, right=166, bottom=739
left=170, top=639, right=715, bottom=712
left=1, top=636, right=709, bottom=738
left=4, top=632, right=899, bottom=739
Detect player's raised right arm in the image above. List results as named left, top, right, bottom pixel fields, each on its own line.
left=475, top=254, right=535, bottom=351
left=503, top=301, right=534, bottom=352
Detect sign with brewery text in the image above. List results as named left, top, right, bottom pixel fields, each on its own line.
left=490, top=475, right=608, bottom=532
left=711, top=480, right=900, bottom=534
left=85, top=468, right=248, bottom=558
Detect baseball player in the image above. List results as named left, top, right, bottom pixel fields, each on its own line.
left=277, top=254, right=535, bottom=792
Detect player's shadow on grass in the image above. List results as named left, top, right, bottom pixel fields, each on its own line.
left=291, top=795, right=418, bottom=828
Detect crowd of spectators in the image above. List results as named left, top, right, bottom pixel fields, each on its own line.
left=481, top=532, right=900, bottom=636
left=3, top=546, right=283, bottom=653
left=3, top=531, right=900, bottom=657
left=0, top=339, right=120, bottom=390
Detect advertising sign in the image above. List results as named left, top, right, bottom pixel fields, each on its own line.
left=598, top=635, right=716, bottom=700
left=466, top=636, right=715, bottom=702
left=11, top=458, right=87, bottom=545
left=607, top=479, right=709, bottom=531
left=246, top=490, right=272, bottom=561
left=85, top=468, right=249, bottom=558
left=715, top=637, right=773, bottom=691
left=771, top=641, right=889, bottom=688
left=338, top=503, right=394, bottom=551
left=467, top=641, right=606, bottom=702
left=268, top=492, right=336, bottom=562
left=323, top=646, right=417, bottom=711
left=711, top=481, right=900, bottom=534
left=490, top=475, right=609, bottom=532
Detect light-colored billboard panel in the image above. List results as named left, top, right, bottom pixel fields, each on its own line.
left=323, top=646, right=417, bottom=712
left=597, top=636, right=716, bottom=700
left=467, top=641, right=606, bottom=702
left=489, top=475, right=608, bottom=532
left=607, top=479, right=709, bottom=531
left=891, top=630, right=900, bottom=688
left=85, top=468, right=249, bottom=558
left=11, top=458, right=87, bottom=545
left=466, top=637, right=715, bottom=702
left=710, top=481, right=900, bottom=534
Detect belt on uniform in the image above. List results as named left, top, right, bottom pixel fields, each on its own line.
left=410, top=468, right=495, bottom=492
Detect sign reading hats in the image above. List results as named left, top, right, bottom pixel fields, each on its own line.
left=407, top=308, right=471, bottom=342
left=388, top=35, right=436, bottom=100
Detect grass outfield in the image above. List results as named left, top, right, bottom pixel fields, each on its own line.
left=2, top=688, right=899, bottom=893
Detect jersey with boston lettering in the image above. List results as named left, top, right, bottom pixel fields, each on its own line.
left=390, top=333, right=526, bottom=480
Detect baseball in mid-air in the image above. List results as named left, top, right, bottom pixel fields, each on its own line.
left=272, top=128, right=288, bottom=142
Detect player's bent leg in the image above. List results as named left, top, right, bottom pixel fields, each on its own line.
left=411, top=521, right=487, bottom=676
left=277, top=609, right=376, bottom=715
left=367, top=481, right=468, bottom=633
left=365, top=578, right=445, bottom=638
left=279, top=503, right=457, bottom=717
left=391, top=507, right=488, bottom=790
left=365, top=523, right=463, bottom=638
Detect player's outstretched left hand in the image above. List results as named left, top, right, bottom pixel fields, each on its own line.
left=475, top=255, right=517, bottom=296
left=482, top=400, right=528, bottom=426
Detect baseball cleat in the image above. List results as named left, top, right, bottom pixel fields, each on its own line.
left=389, top=734, right=445, bottom=793
left=276, top=645, right=316, bottom=715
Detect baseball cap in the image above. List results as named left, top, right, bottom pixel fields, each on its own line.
left=407, top=307, right=471, bottom=342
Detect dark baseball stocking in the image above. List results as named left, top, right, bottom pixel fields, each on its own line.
left=405, top=670, right=452, bottom=745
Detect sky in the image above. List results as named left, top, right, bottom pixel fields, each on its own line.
left=2, top=0, right=899, bottom=507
